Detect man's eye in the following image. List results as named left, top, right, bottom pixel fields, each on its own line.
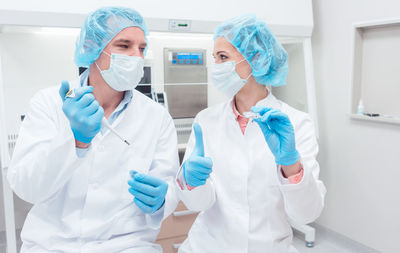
left=220, top=55, right=227, bottom=60
left=118, top=45, right=128, bottom=48
left=140, top=47, right=146, bottom=52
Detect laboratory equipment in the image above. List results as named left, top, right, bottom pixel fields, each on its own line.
left=101, top=117, right=130, bottom=146
left=243, top=111, right=260, bottom=119
left=163, top=48, right=208, bottom=119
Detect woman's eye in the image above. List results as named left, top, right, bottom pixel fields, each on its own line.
left=220, top=55, right=227, bottom=60
left=140, top=47, right=146, bottom=52
left=118, top=45, right=128, bottom=49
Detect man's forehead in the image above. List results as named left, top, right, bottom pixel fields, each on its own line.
left=112, top=38, right=147, bottom=45
left=112, top=27, right=146, bottom=43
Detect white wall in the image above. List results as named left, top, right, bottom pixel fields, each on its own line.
left=312, top=1, right=400, bottom=252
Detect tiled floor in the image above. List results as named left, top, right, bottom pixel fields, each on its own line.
left=293, top=235, right=363, bottom=253
left=292, top=224, right=379, bottom=253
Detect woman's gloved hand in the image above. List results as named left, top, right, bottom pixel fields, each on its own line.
left=183, top=123, right=213, bottom=187
left=251, top=106, right=300, bottom=166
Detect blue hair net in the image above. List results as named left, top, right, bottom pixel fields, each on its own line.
left=74, top=6, right=148, bottom=68
left=214, top=14, right=288, bottom=86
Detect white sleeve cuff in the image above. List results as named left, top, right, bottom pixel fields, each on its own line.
left=176, top=163, right=190, bottom=191
left=277, top=165, right=291, bottom=185
left=75, top=144, right=91, bottom=158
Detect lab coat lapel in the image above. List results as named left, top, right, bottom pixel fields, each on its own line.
left=93, top=90, right=136, bottom=144
left=217, top=102, right=250, bottom=205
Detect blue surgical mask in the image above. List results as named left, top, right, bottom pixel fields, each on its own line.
left=210, top=58, right=252, bottom=98
left=95, top=51, right=144, bottom=92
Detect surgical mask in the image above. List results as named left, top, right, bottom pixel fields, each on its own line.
left=95, top=51, right=144, bottom=92
left=210, top=58, right=252, bottom=98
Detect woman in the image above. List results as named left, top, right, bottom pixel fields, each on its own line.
left=176, top=14, right=326, bottom=253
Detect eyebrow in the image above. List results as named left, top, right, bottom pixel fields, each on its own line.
left=113, top=39, right=147, bottom=47
left=114, top=39, right=131, bottom=43
left=216, top=51, right=228, bottom=55
left=213, top=50, right=228, bottom=57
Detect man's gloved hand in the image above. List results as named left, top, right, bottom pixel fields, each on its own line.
left=59, top=80, right=104, bottom=144
left=128, top=171, right=168, bottom=214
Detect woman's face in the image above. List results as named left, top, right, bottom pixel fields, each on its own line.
left=213, top=37, right=252, bottom=79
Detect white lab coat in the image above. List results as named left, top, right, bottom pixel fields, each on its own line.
left=177, top=94, right=326, bottom=253
left=8, top=80, right=180, bottom=253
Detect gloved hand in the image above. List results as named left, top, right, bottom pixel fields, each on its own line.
left=183, top=123, right=213, bottom=187
left=128, top=171, right=168, bottom=214
left=251, top=106, right=300, bottom=166
left=59, top=80, right=104, bottom=144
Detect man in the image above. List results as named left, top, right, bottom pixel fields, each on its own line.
left=8, top=7, right=179, bottom=253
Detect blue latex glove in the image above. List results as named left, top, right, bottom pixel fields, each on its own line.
left=183, top=123, right=213, bottom=187
left=59, top=80, right=104, bottom=144
left=128, top=171, right=168, bottom=214
left=251, top=106, right=300, bottom=166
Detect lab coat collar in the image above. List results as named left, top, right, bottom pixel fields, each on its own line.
left=254, top=91, right=278, bottom=108
left=228, top=90, right=279, bottom=120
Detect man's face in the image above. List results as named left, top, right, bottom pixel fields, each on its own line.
left=95, top=26, right=147, bottom=71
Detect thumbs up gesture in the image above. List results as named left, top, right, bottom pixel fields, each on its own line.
left=183, top=123, right=213, bottom=187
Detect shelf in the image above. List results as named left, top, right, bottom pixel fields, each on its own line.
left=350, top=18, right=400, bottom=119
left=349, top=114, right=400, bottom=125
